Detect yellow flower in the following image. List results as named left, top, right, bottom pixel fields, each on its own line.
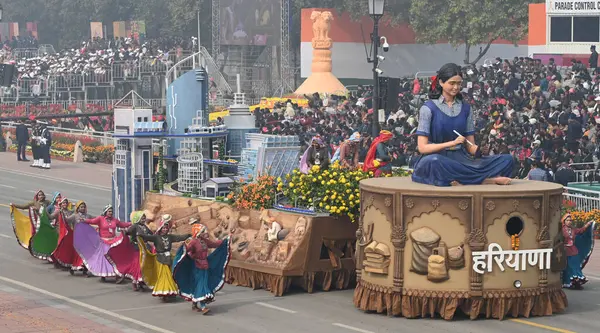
left=321, top=181, right=325, bottom=185
left=325, top=205, right=331, bottom=210
left=289, top=182, right=294, bottom=188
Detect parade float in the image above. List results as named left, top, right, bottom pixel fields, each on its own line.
left=140, top=192, right=357, bottom=296
left=138, top=164, right=410, bottom=296
left=353, top=178, right=568, bottom=320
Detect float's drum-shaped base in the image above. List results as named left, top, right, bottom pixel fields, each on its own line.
left=354, top=178, right=567, bottom=320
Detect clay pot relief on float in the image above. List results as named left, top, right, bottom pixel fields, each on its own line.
left=409, top=227, right=465, bottom=283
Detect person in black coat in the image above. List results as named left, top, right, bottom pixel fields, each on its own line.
left=15, top=120, right=29, bottom=161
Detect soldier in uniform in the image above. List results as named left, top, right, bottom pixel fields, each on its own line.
left=30, top=120, right=41, bottom=168
left=39, top=121, right=52, bottom=169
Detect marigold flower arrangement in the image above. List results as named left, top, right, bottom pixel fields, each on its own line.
left=227, top=174, right=276, bottom=210
left=510, top=235, right=520, bottom=251
left=276, top=162, right=412, bottom=222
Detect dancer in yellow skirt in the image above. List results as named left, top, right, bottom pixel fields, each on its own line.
left=138, top=214, right=191, bottom=301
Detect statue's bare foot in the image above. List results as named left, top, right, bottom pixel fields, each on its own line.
left=483, top=177, right=511, bottom=185
left=450, top=181, right=462, bottom=186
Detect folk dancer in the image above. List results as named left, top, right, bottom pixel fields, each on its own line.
left=138, top=214, right=191, bottom=302
left=363, top=130, right=394, bottom=177
left=60, top=201, right=93, bottom=275
left=74, top=205, right=131, bottom=281
left=106, top=211, right=153, bottom=291
left=49, top=198, right=75, bottom=268
left=561, top=213, right=596, bottom=289
left=28, top=197, right=60, bottom=261
left=10, top=190, right=50, bottom=249
left=173, top=223, right=230, bottom=314
left=331, top=132, right=361, bottom=169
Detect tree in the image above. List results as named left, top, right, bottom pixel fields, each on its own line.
left=409, top=0, right=534, bottom=65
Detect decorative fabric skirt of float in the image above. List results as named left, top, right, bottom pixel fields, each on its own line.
left=173, top=239, right=230, bottom=303
left=563, top=222, right=596, bottom=288
left=10, top=206, right=35, bottom=250
left=29, top=208, right=59, bottom=261
left=73, top=223, right=122, bottom=277
left=51, top=214, right=84, bottom=270
left=105, top=235, right=142, bottom=283
left=138, top=237, right=179, bottom=297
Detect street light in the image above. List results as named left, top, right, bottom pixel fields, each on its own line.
left=367, top=0, right=385, bottom=138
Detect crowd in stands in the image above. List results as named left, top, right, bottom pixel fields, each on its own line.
left=0, top=36, right=194, bottom=80
left=2, top=34, right=39, bottom=49
left=253, top=56, right=600, bottom=183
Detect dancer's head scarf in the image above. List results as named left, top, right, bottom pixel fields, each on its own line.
left=156, top=214, right=172, bottom=234
left=34, top=190, right=44, bottom=201
left=363, top=130, right=393, bottom=172
left=102, top=204, right=113, bottom=216
left=192, top=224, right=208, bottom=238
left=300, top=136, right=326, bottom=174
left=75, top=201, right=86, bottom=213
left=51, top=192, right=62, bottom=204
left=130, top=211, right=145, bottom=224
left=562, top=213, right=572, bottom=226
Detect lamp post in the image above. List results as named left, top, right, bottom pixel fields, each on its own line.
left=367, top=0, right=385, bottom=138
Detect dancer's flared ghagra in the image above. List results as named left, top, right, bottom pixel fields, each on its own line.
left=10, top=206, right=35, bottom=250
left=108, top=211, right=154, bottom=291
left=51, top=211, right=84, bottom=270
left=10, top=190, right=50, bottom=248
left=29, top=207, right=59, bottom=261
left=73, top=223, right=122, bottom=277
left=73, top=205, right=131, bottom=279
left=106, top=232, right=143, bottom=284
left=561, top=214, right=595, bottom=289
left=173, top=223, right=230, bottom=313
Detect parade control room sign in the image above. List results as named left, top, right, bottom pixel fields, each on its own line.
left=548, top=0, right=600, bottom=14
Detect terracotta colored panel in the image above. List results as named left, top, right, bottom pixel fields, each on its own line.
left=528, top=3, right=546, bottom=46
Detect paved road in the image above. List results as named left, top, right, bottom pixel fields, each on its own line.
left=0, top=154, right=598, bottom=333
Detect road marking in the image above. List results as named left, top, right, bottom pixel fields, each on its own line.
left=0, top=167, right=111, bottom=191
left=0, top=203, right=10, bottom=208
left=509, top=319, right=577, bottom=333
left=255, top=301, right=297, bottom=314
left=0, top=233, right=11, bottom=239
left=0, top=276, right=175, bottom=333
left=332, top=323, right=375, bottom=333
left=587, top=275, right=600, bottom=281
left=0, top=184, right=15, bottom=189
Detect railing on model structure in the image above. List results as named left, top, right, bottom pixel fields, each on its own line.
left=165, top=48, right=232, bottom=96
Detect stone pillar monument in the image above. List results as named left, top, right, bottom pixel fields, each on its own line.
left=294, top=11, right=347, bottom=96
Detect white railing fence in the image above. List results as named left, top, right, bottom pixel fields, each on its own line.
left=563, top=186, right=600, bottom=211
left=1, top=121, right=113, bottom=145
